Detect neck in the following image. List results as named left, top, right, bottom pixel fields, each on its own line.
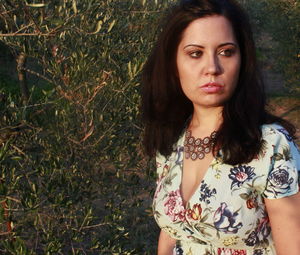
left=189, top=106, right=223, bottom=135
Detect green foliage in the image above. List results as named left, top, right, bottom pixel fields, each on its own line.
left=239, top=0, right=300, bottom=92
left=0, top=0, right=171, bottom=253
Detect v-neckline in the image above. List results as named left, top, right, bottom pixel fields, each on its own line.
left=177, top=131, right=216, bottom=209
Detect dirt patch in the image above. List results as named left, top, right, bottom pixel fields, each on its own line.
left=267, top=96, right=300, bottom=144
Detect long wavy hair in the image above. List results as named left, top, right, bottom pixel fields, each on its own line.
left=141, top=0, right=295, bottom=165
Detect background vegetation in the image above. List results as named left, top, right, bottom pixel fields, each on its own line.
left=0, top=0, right=299, bottom=254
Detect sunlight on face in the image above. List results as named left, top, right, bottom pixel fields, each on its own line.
left=176, top=15, right=241, bottom=109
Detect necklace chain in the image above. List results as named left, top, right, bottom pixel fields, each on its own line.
left=184, top=130, right=217, bottom=161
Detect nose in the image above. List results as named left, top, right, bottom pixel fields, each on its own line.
left=204, top=54, right=222, bottom=75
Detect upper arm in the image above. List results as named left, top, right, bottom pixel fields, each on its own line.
left=157, top=230, right=176, bottom=255
left=264, top=192, right=300, bottom=255
left=262, top=126, right=300, bottom=254
left=262, top=127, right=300, bottom=199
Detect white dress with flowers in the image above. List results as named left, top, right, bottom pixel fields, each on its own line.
left=152, top=124, right=300, bottom=255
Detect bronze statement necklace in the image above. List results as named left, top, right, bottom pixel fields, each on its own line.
left=184, top=130, right=217, bottom=161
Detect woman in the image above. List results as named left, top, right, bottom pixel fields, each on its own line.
left=141, top=0, right=300, bottom=254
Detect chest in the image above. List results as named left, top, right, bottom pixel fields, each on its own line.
left=181, top=154, right=215, bottom=206
left=153, top=159, right=269, bottom=247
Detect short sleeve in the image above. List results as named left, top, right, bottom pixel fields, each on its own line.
left=262, top=126, right=300, bottom=199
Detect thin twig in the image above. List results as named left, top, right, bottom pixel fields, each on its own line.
left=21, top=67, right=55, bottom=85
left=18, top=101, right=55, bottom=109
left=0, top=9, right=15, bottom=16
left=0, top=231, right=14, bottom=236
left=122, top=10, right=162, bottom=13
left=12, top=22, right=35, bottom=34
left=24, top=6, right=42, bottom=33
left=81, top=222, right=110, bottom=230
left=11, top=144, right=27, bottom=157
left=0, top=32, right=55, bottom=37
left=4, top=196, right=21, bottom=203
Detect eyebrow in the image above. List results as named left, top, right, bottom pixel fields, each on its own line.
left=183, top=42, right=237, bottom=49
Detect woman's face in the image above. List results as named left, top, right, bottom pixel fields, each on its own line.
left=176, top=15, right=241, bottom=109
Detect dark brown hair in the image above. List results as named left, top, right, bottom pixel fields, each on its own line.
left=141, top=0, right=295, bottom=165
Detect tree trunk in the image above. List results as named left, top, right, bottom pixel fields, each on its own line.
left=16, top=52, right=29, bottom=104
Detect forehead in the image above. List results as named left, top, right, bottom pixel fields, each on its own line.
left=179, top=15, right=237, bottom=46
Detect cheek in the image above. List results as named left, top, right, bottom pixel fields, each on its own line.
left=176, top=54, right=196, bottom=83
left=177, top=64, right=192, bottom=85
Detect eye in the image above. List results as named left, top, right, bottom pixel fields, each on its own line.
left=189, top=50, right=203, bottom=58
left=219, top=49, right=235, bottom=57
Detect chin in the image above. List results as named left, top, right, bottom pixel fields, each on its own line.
left=193, top=102, right=225, bottom=109
left=193, top=97, right=230, bottom=108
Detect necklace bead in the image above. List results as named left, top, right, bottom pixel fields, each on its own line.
left=184, top=130, right=217, bottom=161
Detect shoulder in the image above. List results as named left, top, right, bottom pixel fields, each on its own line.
left=261, top=123, right=292, bottom=139
left=261, top=123, right=300, bottom=163
left=261, top=123, right=298, bottom=149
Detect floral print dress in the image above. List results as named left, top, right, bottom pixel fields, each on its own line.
left=152, top=124, right=300, bottom=255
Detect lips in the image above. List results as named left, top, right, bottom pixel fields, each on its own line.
left=200, top=82, right=224, bottom=93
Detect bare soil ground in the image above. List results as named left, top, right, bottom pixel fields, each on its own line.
left=267, top=96, right=300, bottom=144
